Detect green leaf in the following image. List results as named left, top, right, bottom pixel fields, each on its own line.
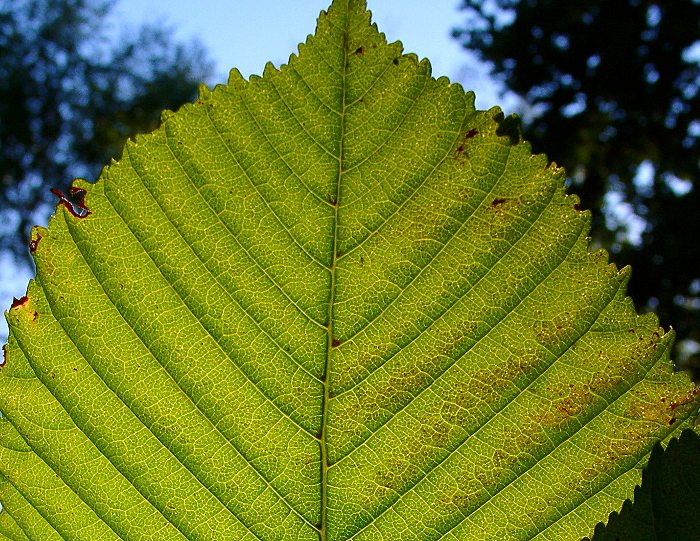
left=1, top=1, right=698, bottom=539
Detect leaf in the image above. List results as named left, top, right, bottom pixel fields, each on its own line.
left=0, top=1, right=698, bottom=539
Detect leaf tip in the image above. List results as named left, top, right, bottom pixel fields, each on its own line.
left=566, top=193, right=584, bottom=212
left=227, top=68, right=245, bottom=86
left=197, top=83, right=211, bottom=101
left=160, top=109, right=175, bottom=123
left=263, top=61, right=280, bottom=77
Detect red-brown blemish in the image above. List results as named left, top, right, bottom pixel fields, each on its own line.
left=331, top=338, right=342, bottom=348
left=573, top=203, right=582, bottom=211
left=11, top=296, right=28, bottom=309
left=32, top=311, right=38, bottom=322
left=491, top=197, right=507, bottom=207
left=670, top=388, right=699, bottom=411
left=354, top=46, right=365, bottom=55
left=1, top=345, right=6, bottom=367
left=668, top=417, right=677, bottom=426
left=29, top=232, right=43, bottom=253
left=51, top=187, right=91, bottom=218
left=455, top=129, right=479, bottom=156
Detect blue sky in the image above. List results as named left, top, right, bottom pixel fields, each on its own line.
left=1, top=0, right=511, bottom=339
left=113, top=0, right=505, bottom=107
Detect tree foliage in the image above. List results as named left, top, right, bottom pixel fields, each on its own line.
left=453, top=0, right=700, bottom=372
left=0, top=0, right=212, bottom=260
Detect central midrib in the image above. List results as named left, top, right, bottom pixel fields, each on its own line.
left=319, top=5, right=351, bottom=540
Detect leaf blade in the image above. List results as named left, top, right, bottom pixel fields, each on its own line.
left=1, top=1, right=698, bottom=540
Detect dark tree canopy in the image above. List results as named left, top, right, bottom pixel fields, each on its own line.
left=0, top=0, right=212, bottom=260
left=454, top=0, right=700, bottom=371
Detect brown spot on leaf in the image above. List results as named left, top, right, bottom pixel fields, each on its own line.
left=11, top=296, right=28, bottom=309
left=354, top=46, right=365, bottom=55
left=491, top=197, right=507, bottom=207
left=331, top=338, right=342, bottom=348
left=455, top=128, right=479, bottom=157
left=1, top=345, right=6, bottom=367
left=533, top=314, right=573, bottom=346
left=670, top=388, right=699, bottom=411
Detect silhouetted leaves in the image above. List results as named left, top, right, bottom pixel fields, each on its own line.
left=588, top=429, right=700, bottom=541
left=454, top=0, right=700, bottom=371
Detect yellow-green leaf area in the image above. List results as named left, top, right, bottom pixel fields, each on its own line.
left=0, top=1, right=697, bottom=540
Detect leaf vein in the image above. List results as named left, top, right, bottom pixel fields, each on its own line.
left=440, top=320, right=668, bottom=540
left=247, top=74, right=337, bottom=206
left=161, top=129, right=329, bottom=355
left=344, top=225, right=604, bottom=539
left=203, top=103, right=329, bottom=271
left=335, top=153, right=551, bottom=402
left=9, top=315, right=138, bottom=541
left=116, top=146, right=321, bottom=438
left=65, top=200, right=318, bottom=528
left=337, top=145, right=513, bottom=349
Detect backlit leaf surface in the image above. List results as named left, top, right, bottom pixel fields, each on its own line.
left=1, top=1, right=698, bottom=539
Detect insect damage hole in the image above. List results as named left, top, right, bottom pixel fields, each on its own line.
left=29, top=230, right=43, bottom=253
left=10, top=296, right=28, bottom=309
left=51, top=187, right=91, bottom=218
